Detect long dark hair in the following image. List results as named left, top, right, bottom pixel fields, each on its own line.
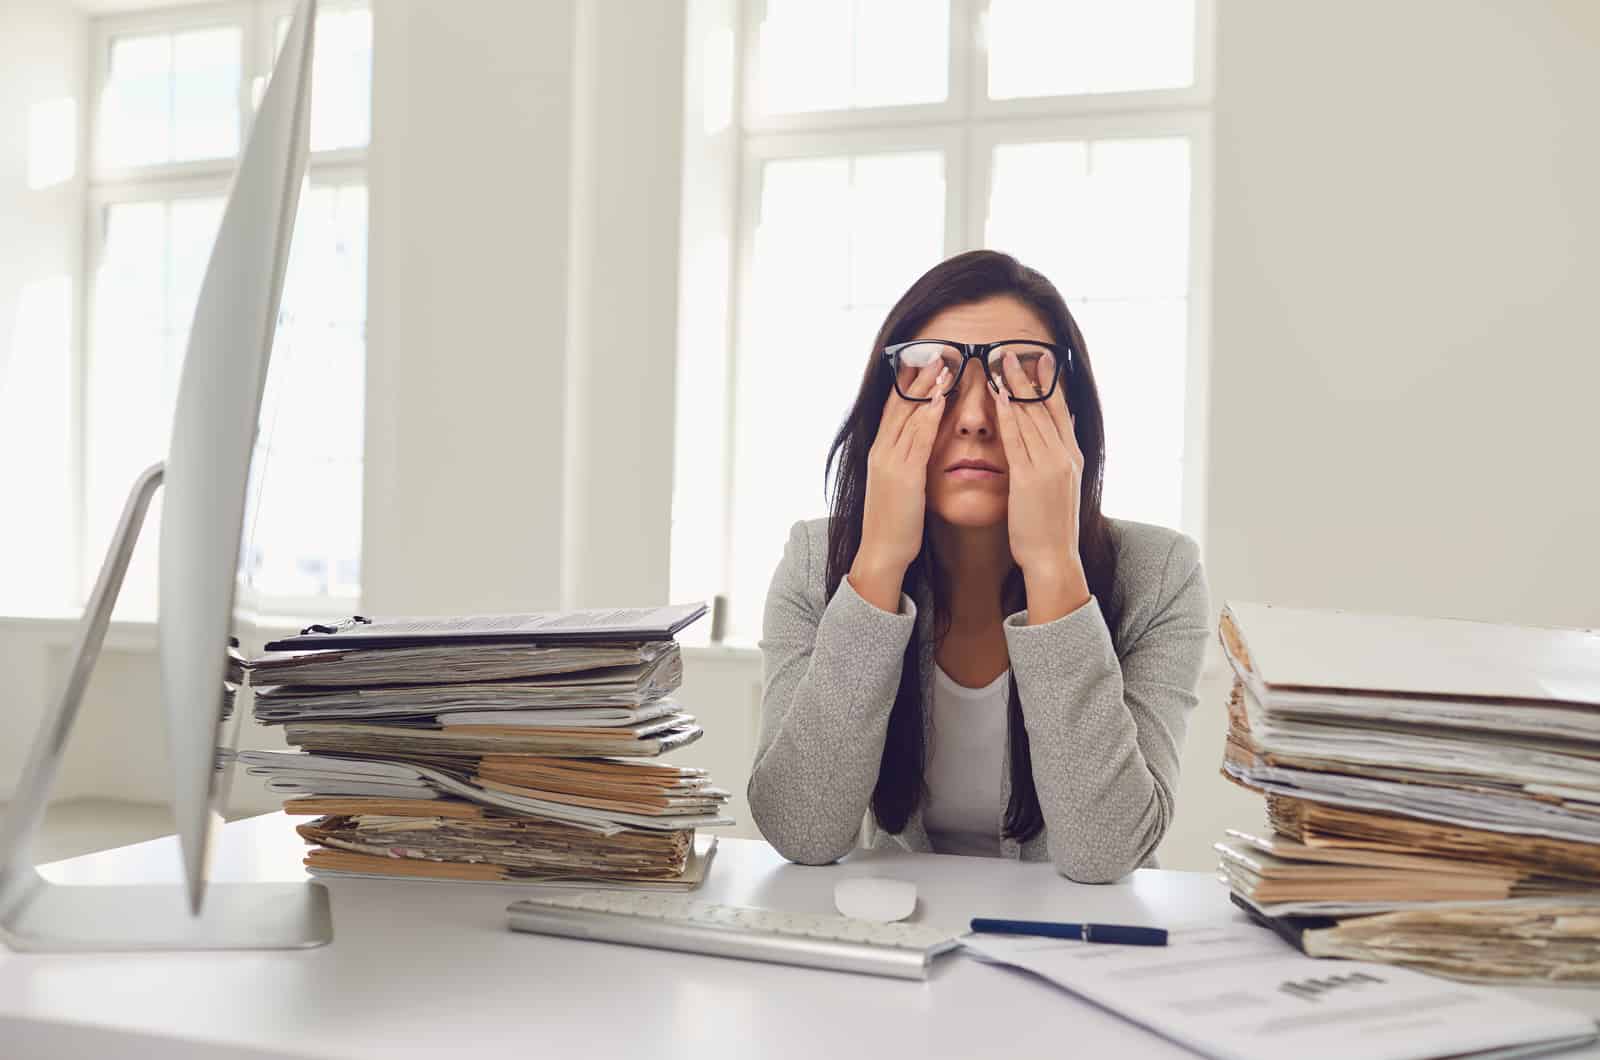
left=822, top=250, right=1120, bottom=843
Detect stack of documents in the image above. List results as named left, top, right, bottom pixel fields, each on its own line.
left=245, top=605, right=730, bottom=889
left=1214, top=601, right=1600, bottom=982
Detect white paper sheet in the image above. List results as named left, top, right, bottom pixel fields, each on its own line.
left=1222, top=601, right=1600, bottom=705
left=962, top=924, right=1597, bottom=1060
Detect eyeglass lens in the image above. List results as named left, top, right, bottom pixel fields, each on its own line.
left=893, top=342, right=1059, bottom=399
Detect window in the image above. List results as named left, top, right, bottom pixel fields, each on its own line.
left=674, top=0, right=1214, bottom=644
left=81, top=1, right=371, bottom=620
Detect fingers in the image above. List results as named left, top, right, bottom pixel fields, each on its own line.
left=880, top=358, right=944, bottom=447
left=998, top=351, right=1052, bottom=456
left=916, top=360, right=949, bottom=399
left=992, top=385, right=1030, bottom=468
left=897, top=366, right=949, bottom=459
left=1041, top=364, right=1076, bottom=453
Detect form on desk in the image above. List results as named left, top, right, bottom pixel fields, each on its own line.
left=963, top=924, right=1598, bottom=1060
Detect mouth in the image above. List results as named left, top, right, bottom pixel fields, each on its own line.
left=945, top=459, right=1004, bottom=479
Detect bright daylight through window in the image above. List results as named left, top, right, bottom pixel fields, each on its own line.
left=74, top=2, right=371, bottom=620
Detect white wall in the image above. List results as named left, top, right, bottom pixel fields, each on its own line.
left=362, top=0, right=580, bottom=617
left=1156, top=0, right=1600, bottom=871
left=561, top=0, right=687, bottom=610
left=363, top=0, right=687, bottom=616
left=1205, top=0, right=1600, bottom=631
left=8, top=0, right=1600, bottom=871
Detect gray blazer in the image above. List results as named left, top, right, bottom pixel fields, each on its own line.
left=748, top=516, right=1211, bottom=883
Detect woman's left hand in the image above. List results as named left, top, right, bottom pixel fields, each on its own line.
left=992, top=350, right=1092, bottom=622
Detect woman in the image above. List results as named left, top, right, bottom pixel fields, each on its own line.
left=747, top=250, right=1210, bottom=883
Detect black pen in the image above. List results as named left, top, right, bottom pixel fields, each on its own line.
left=970, top=917, right=1168, bottom=946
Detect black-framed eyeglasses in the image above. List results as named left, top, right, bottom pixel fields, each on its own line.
left=882, top=339, right=1072, bottom=403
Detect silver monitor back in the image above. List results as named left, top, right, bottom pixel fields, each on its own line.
left=160, top=0, right=316, bottom=913
left=0, top=0, right=329, bottom=952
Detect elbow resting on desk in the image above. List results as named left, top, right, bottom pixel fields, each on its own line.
left=746, top=772, right=860, bottom=867
left=1049, top=779, right=1175, bottom=884
left=1052, top=848, right=1142, bottom=885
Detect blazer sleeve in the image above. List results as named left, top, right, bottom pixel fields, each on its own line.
left=1001, top=533, right=1210, bottom=883
left=747, top=520, right=917, bottom=865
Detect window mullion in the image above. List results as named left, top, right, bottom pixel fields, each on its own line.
left=165, top=34, right=178, bottom=165
left=239, top=0, right=259, bottom=146
left=954, top=0, right=983, bottom=256
left=952, top=0, right=981, bottom=120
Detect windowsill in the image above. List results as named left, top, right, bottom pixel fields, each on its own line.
left=0, top=611, right=320, bottom=653
left=0, top=612, right=160, bottom=653
left=1, top=613, right=768, bottom=662
left=681, top=640, right=762, bottom=665
left=0, top=615, right=1208, bottom=675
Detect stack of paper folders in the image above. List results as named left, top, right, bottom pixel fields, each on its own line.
left=242, top=605, right=730, bottom=890
left=1214, top=601, right=1600, bottom=983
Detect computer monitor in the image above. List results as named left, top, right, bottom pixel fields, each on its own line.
left=161, top=0, right=316, bottom=914
left=0, top=0, right=331, bottom=950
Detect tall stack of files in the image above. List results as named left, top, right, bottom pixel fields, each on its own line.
left=242, top=605, right=732, bottom=890
left=1214, top=600, right=1600, bottom=983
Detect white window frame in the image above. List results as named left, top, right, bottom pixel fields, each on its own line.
left=80, top=0, right=370, bottom=618
left=701, top=0, right=1215, bottom=641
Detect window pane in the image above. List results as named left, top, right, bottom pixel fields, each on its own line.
left=726, top=150, right=944, bottom=641
left=168, top=197, right=227, bottom=385
left=242, top=182, right=368, bottom=605
left=987, top=0, right=1195, bottom=99
left=101, top=34, right=173, bottom=167
left=273, top=7, right=373, bottom=151
left=88, top=198, right=225, bottom=617
left=81, top=8, right=370, bottom=616
left=172, top=27, right=241, bottom=160
left=312, top=8, right=373, bottom=150
left=988, top=138, right=1189, bottom=299
left=1072, top=299, right=1187, bottom=527
left=757, top=0, right=949, bottom=115
left=89, top=183, right=369, bottom=615
left=986, top=136, right=1191, bottom=528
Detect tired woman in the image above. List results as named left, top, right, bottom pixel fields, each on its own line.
left=747, top=250, right=1210, bottom=883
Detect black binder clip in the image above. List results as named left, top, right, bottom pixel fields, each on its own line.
left=298, top=615, right=373, bottom=636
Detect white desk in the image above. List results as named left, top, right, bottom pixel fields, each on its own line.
left=3, top=814, right=1598, bottom=1060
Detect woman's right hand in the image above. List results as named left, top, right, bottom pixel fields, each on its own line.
left=848, top=359, right=949, bottom=612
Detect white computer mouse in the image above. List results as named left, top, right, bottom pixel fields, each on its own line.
left=834, top=877, right=918, bottom=923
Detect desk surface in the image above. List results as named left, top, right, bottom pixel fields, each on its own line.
left=3, top=814, right=1599, bottom=1060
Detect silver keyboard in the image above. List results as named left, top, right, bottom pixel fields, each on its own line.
left=506, top=891, right=962, bottom=980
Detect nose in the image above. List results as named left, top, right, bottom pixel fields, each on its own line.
left=950, top=365, right=994, bottom=438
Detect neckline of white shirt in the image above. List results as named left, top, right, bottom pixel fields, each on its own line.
left=932, top=661, right=1010, bottom=700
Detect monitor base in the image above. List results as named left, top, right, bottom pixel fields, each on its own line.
left=0, top=877, right=332, bottom=952
left=0, top=463, right=332, bottom=953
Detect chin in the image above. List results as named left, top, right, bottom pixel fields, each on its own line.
left=929, top=494, right=1007, bottom=529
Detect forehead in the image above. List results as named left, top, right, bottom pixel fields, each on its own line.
left=911, top=295, right=1054, bottom=344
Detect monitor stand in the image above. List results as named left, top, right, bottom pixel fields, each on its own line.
left=0, top=464, right=331, bottom=951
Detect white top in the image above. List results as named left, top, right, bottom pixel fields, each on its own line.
left=924, top=662, right=1009, bottom=857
